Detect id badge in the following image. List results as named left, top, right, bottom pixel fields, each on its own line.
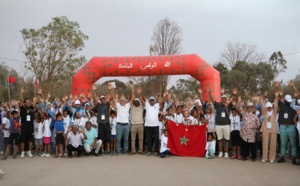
left=267, top=122, right=272, bottom=129
left=284, top=113, right=288, bottom=119
left=221, top=112, right=225, bottom=118
left=26, top=115, right=31, bottom=121
left=101, top=114, right=105, bottom=120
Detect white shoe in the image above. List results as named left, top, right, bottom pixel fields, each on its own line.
left=261, top=160, right=266, bottom=163
left=40, top=153, right=46, bottom=157
left=64, top=152, right=68, bottom=157
left=0, top=169, right=4, bottom=179
left=27, top=151, right=33, bottom=158
left=270, top=160, right=274, bottom=163
left=0, top=151, right=4, bottom=155
left=20, top=151, right=25, bottom=158
left=224, top=152, right=229, bottom=158
left=218, top=152, right=223, bottom=158
left=45, top=154, right=51, bottom=158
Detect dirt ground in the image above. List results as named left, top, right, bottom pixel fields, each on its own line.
left=0, top=154, right=299, bottom=186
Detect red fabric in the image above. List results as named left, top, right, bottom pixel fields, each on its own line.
left=34, top=79, right=39, bottom=87
left=8, top=75, right=16, bottom=83
left=166, top=119, right=206, bottom=157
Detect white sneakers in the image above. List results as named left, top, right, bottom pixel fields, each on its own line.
left=26, top=151, right=33, bottom=158
left=218, top=152, right=223, bottom=158
left=262, top=160, right=266, bottom=163
left=20, top=151, right=33, bottom=158
left=40, top=153, right=46, bottom=157
left=0, top=169, right=4, bottom=179
left=45, top=154, right=51, bottom=158
left=218, top=152, right=229, bottom=158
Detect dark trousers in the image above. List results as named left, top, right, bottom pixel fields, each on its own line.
left=242, top=140, right=257, bottom=159
left=145, top=126, right=159, bottom=153
left=67, top=144, right=84, bottom=156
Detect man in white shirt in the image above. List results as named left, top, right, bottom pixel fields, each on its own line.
left=65, top=125, right=86, bottom=158
left=112, top=87, right=134, bottom=155
left=137, top=87, right=164, bottom=156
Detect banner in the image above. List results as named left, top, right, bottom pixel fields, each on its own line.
left=8, top=75, right=16, bottom=83
left=166, top=119, right=206, bottom=157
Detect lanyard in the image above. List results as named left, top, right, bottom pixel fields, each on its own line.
left=285, top=106, right=289, bottom=113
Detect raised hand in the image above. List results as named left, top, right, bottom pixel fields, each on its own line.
left=264, top=91, right=268, bottom=97
left=238, top=96, right=242, bottom=103
left=278, top=90, right=283, bottom=96
left=92, top=85, right=97, bottom=91
left=136, top=87, right=142, bottom=94
left=294, top=90, right=299, bottom=98
left=275, top=91, right=279, bottom=97
left=47, top=93, right=51, bottom=98
left=20, top=87, right=25, bottom=94
left=221, top=88, right=225, bottom=94
left=198, top=88, right=202, bottom=94
left=107, top=83, right=112, bottom=90
left=274, top=81, right=279, bottom=88
left=37, top=88, right=43, bottom=95
left=289, top=80, right=295, bottom=87
left=232, top=88, right=238, bottom=95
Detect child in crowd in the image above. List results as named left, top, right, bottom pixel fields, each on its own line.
left=34, top=110, right=44, bottom=156
left=205, top=106, right=215, bottom=132
left=205, top=132, right=216, bottom=159
left=1, top=110, right=21, bottom=159
left=174, top=105, right=183, bottom=125
left=53, top=113, right=65, bottom=158
left=199, top=114, right=207, bottom=126
left=165, top=106, right=175, bottom=122
left=88, top=109, right=98, bottom=130
left=229, top=108, right=242, bottom=160
left=160, top=129, right=170, bottom=158
left=191, top=109, right=199, bottom=125
left=110, top=110, right=117, bottom=155
left=41, top=110, right=52, bottom=157
left=158, top=114, right=166, bottom=150
left=62, top=110, right=71, bottom=157
left=1, top=111, right=11, bottom=158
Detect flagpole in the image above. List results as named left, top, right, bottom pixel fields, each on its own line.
left=7, top=75, right=11, bottom=108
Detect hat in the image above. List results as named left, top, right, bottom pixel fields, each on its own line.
left=221, top=95, right=227, bottom=99
left=85, top=103, right=90, bottom=107
left=149, top=96, right=156, bottom=101
left=247, top=102, right=254, bottom=107
left=265, top=102, right=273, bottom=108
left=194, top=99, right=202, bottom=106
left=75, top=100, right=81, bottom=105
left=100, top=95, right=105, bottom=99
left=134, top=98, right=141, bottom=103
left=284, top=95, right=292, bottom=103
left=256, top=104, right=261, bottom=110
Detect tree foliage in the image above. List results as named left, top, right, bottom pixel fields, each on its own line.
left=268, top=51, right=287, bottom=78
left=169, top=77, right=200, bottom=101
left=20, top=16, right=88, bottom=96
left=219, top=42, right=265, bottom=68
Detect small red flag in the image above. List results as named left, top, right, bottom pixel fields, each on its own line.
left=8, top=75, right=16, bottom=84
left=34, top=79, right=39, bottom=87
left=166, top=120, right=207, bottom=157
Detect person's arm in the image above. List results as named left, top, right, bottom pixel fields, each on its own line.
left=293, top=111, right=299, bottom=125
left=137, top=87, right=146, bottom=107
left=81, top=128, right=87, bottom=139
left=208, top=88, right=215, bottom=104
left=129, top=87, right=135, bottom=104
left=236, top=96, right=244, bottom=116
left=91, top=85, right=98, bottom=107
left=19, top=87, right=25, bottom=107
left=224, top=102, right=230, bottom=116
left=64, top=127, right=71, bottom=140
left=259, top=96, right=267, bottom=116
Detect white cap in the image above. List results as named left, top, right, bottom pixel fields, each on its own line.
left=247, top=102, right=254, bottom=107
left=100, top=95, right=105, bottom=99
left=194, top=99, right=202, bottom=106
left=265, top=102, right=273, bottom=108
left=85, top=103, right=90, bottom=107
left=284, top=95, right=292, bottom=103
left=75, top=100, right=80, bottom=105
left=221, top=95, right=227, bottom=99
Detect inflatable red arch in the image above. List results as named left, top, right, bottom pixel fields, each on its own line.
left=72, top=54, right=221, bottom=101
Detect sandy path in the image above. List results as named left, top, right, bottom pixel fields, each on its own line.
left=0, top=154, right=299, bottom=186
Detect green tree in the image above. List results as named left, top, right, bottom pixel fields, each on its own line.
left=268, top=51, right=287, bottom=78
left=20, top=16, right=88, bottom=97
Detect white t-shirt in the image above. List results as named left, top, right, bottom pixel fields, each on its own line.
left=34, top=121, right=43, bottom=139
left=145, top=102, right=160, bottom=127
left=67, top=132, right=84, bottom=147
left=205, top=140, right=216, bottom=156
left=2, top=117, right=10, bottom=138
left=205, top=113, right=216, bottom=132
left=89, top=116, right=98, bottom=129
left=165, top=115, right=175, bottom=122
left=43, top=119, right=52, bottom=137
left=63, top=116, right=71, bottom=134
left=174, top=113, right=184, bottom=124
left=73, top=117, right=88, bottom=131
left=160, top=134, right=170, bottom=153
left=229, top=114, right=241, bottom=132
left=116, top=102, right=131, bottom=123
left=110, top=117, right=117, bottom=135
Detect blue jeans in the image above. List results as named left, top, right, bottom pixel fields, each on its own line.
left=160, top=150, right=170, bottom=158
left=116, top=123, right=130, bottom=154
left=280, top=125, right=296, bottom=158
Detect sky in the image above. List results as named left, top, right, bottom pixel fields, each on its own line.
left=0, top=0, right=299, bottom=88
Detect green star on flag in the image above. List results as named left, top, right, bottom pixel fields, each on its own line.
left=180, top=136, right=189, bottom=146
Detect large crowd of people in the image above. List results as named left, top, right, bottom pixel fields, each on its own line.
left=0, top=80, right=300, bottom=177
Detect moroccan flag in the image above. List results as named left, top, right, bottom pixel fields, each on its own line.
left=34, top=79, right=39, bottom=87
left=166, top=120, right=206, bottom=157
left=8, top=75, right=16, bottom=84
